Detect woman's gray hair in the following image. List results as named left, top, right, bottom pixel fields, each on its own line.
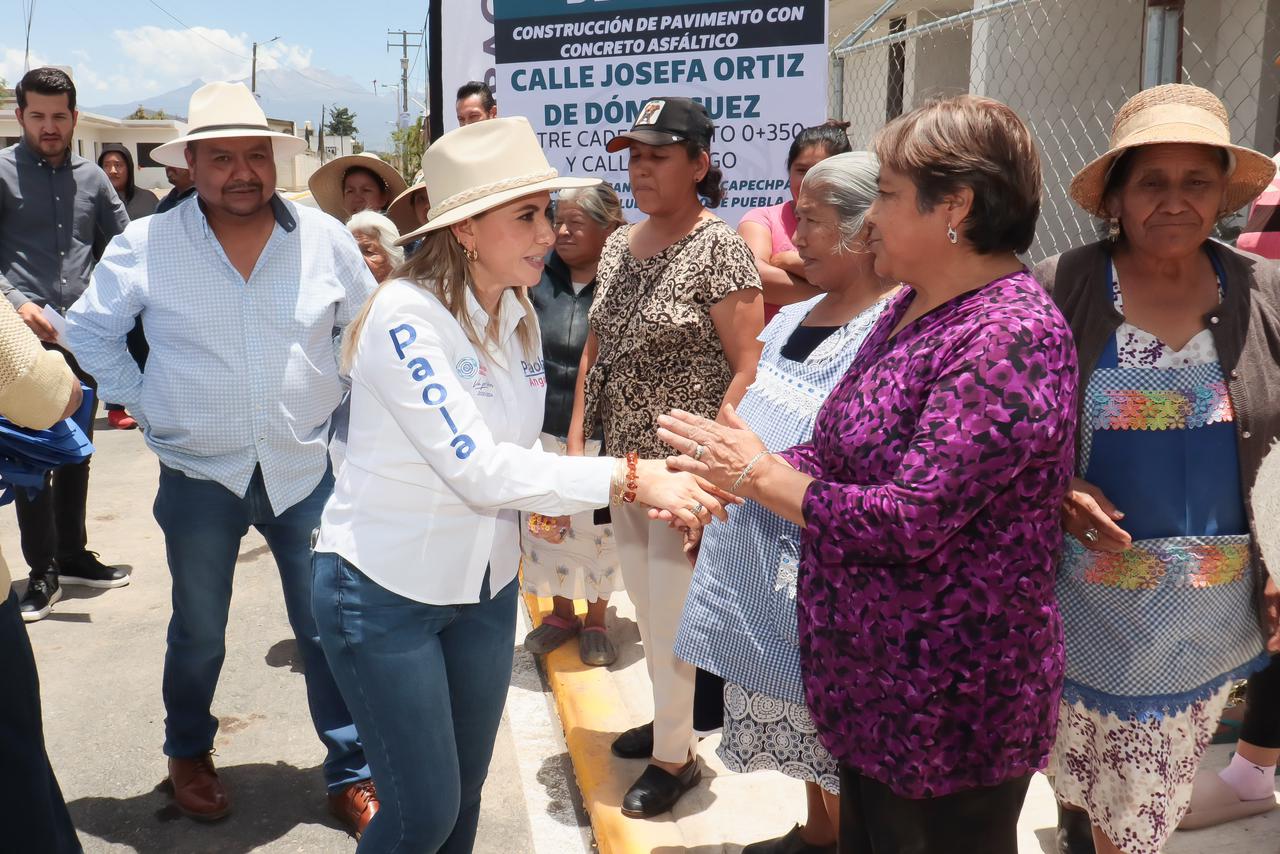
left=556, top=183, right=627, bottom=230
left=800, top=151, right=880, bottom=252
left=347, top=210, right=405, bottom=268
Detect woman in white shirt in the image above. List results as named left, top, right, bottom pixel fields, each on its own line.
left=310, top=117, right=731, bottom=853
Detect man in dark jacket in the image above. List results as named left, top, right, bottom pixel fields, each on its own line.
left=156, top=165, right=196, bottom=214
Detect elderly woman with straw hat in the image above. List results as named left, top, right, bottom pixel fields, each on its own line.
left=308, top=116, right=736, bottom=853
left=309, top=151, right=408, bottom=222
left=1033, top=83, right=1280, bottom=854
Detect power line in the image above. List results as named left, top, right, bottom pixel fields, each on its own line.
left=144, top=0, right=369, bottom=97
left=406, top=10, right=429, bottom=91
left=145, top=0, right=247, bottom=59
left=23, top=0, right=38, bottom=72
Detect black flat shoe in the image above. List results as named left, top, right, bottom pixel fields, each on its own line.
left=1056, top=803, right=1096, bottom=854
left=611, top=721, right=654, bottom=759
left=620, top=759, right=700, bottom=818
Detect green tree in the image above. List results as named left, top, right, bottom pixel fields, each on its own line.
left=391, top=116, right=426, bottom=183
left=326, top=105, right=358, bottom=139
left=126, top=106, right=168, bottom=120
left=0, top=77, right=11, bottom=102
left=351, top=140, right=365, bottom=155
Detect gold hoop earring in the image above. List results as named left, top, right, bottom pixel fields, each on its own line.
left=464, top=246, right=479, bottom=263
left=1107, top=217, right=1121, bottom=242
left=946, top=224, right=958, bottom=245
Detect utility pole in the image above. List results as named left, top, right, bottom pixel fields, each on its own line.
left=252, top=36, right=280, bottom=96
left=387, top=29, right=422, bottom=119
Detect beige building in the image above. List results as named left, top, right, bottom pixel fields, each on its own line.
left=2, top=85, right=321, bottom=192
left=0, top=104, right=185, bottom=191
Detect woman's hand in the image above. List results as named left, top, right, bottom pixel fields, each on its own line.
left=655, top=404, right=767, bottom=494
left=528, top=514, right=572, bottom=544
left=634, top=459, right=739, bottom=530
left=1061, top=477, right=1131, bottom=552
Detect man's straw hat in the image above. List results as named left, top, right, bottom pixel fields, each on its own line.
left=153, top=81, right=307, bottom=169
left=387, top=182, right=428, bottom=236
left=308, top=152, right=408, bottom=221
left=1070, top=84, right=1276, bottom=218
left=398, top=117, right=597, bottom=245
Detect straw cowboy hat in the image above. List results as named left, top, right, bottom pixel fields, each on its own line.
left=153, top=81, right=307, bottom=169
left=398, top=116, right=598, bottom=245
left=308, top=152, right=408, bottom=220
left=387, top=181, right=428, bottom=236
left=1071, top=83, right=1277, bottom=218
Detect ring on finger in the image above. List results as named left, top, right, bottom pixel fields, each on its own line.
left=1082, top=528, right=1099, bottom=544
left=693, top=444, right=707, bottom=462
left=690, top=502, right=706, bottom=517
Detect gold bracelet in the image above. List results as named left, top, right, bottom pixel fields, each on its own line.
left=610, top=460, right=625, bottom=505
left=731, top=451, right=772, bottom=494
left=610, top=453, right=638, bottom=505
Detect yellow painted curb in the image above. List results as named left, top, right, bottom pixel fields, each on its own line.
left=523, top=592, right=687, bottom=854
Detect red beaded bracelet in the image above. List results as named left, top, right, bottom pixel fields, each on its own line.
left=622, top=450, right=638, bottom=504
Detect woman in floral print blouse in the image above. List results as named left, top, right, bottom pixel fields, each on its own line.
left=655, top=95, right=1078, bottom=854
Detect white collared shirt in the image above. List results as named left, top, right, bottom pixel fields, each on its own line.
left=315, top=279, right=614, bottom=604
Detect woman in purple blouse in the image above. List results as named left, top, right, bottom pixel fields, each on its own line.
left=655, top=95, right=1079, bottom=853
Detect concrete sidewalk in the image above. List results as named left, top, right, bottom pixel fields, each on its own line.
left=531, top=589, right=1280, bottom=853
left=4, top=424, right=591, bottom=854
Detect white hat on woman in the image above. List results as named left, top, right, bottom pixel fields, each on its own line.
left=152, top=81, right=307, bottom=168
left=308, top=152, right=408, bottom=221
left=398, top=116, right=598, bottom=245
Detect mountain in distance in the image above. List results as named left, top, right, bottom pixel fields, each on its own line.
left=87, top=66, right=407, bottom=150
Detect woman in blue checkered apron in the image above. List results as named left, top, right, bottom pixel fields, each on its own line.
left=1033, top=85, right=1280, bottom=854
left=675, top=152, right=896, bottom=854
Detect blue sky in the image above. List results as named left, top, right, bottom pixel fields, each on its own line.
left=3, top=0, right=429, bottom=111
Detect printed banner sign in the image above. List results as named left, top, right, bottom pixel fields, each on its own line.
left=438, top=0, right=499, bottom=132
left=494, top=0, right=828, bottom=224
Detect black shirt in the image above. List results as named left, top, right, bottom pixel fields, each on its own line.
left=531, top=251, right=599, bottom=439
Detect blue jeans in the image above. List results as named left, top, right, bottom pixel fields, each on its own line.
left=312, top=552, right=517, bottom=853
left=153, top=464, right=367, bottom=791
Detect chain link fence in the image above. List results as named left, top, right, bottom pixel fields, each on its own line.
left=829, top=0, right=1280, bottom=261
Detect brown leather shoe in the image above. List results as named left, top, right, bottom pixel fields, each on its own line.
left=328, top=779, right=379, bottom=839
left=166, top=753, right=230, bottom=821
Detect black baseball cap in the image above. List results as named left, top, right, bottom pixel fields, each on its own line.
left=605, top=97, right=714, bottom=153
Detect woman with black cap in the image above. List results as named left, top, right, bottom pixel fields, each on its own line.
left=570, top=96, right=765, bottom=817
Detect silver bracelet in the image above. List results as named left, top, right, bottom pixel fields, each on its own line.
left=731, top=451, right=772, bottom=494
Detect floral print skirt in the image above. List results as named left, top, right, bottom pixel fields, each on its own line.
left=519, top=435, right=624, bottom=602
left=1045, top=685, right=1232, bottom=854
left=717, top=680, right=840, bottom=794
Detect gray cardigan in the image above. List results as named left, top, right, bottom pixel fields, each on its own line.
left=1033, top=239, right=1280, bottom=635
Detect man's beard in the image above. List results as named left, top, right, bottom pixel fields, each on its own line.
left=26, top=130, right=68, bottom=156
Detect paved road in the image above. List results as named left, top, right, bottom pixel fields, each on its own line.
left=3, top=423, right=592, bottom=853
